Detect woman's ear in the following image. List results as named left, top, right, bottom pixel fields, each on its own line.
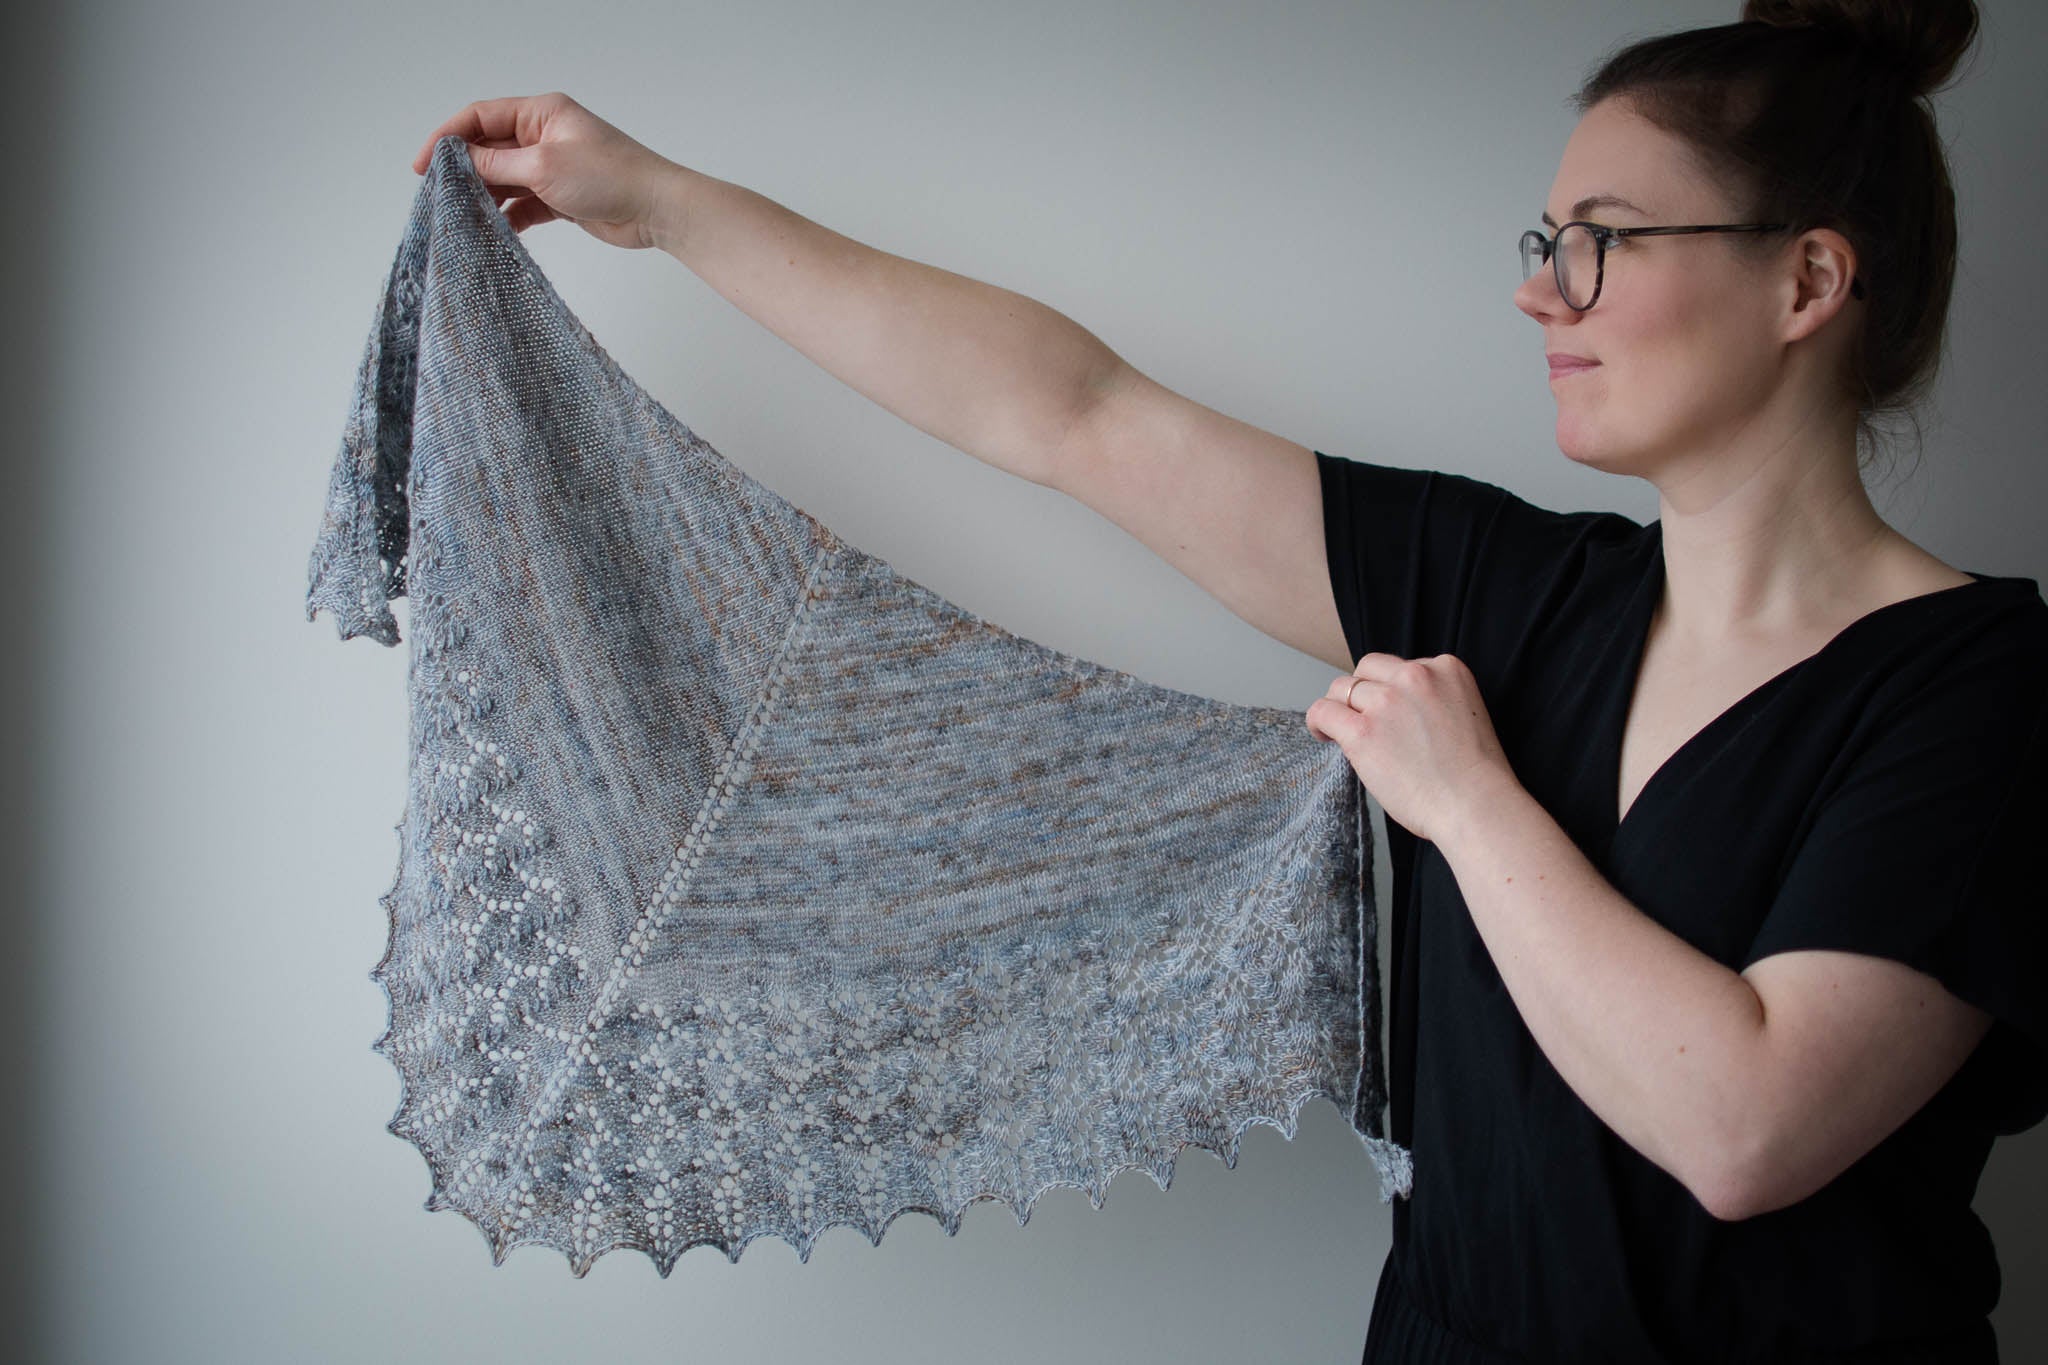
left=1781, top=226, right=1860, bottom=343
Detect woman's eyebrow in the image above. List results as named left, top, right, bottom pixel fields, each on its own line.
left=1540, top=193, right=1650, bottom=227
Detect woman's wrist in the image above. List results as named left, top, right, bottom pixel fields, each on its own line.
left=644, top=160, right=706, bottom=257
left=1436, top=763, right=1534, bottom=858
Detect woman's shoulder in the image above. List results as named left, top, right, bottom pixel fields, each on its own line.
left=1885, top=532, right=2042, bottom=615
left=1847, top=531, right=2046, bottom=666
left=1847, top=564, right=2048, bottom=746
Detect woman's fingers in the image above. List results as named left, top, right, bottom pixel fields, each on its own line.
left=406, top=93, right=676, bottom=251
left=410, top=93, right=559, bottom=174
left=501, top=194, right=560, bottom=235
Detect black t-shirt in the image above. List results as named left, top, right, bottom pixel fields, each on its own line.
left=1316, top=450, right=2048, bottom=1363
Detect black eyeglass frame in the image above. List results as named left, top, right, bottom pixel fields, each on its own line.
left=1519, top=220, right=1862, bottom=311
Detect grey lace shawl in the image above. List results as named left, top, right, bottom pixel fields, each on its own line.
left=305, top=134, right=1411, bottom=1276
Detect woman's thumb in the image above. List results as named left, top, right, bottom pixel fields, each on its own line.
left=459, top=139, right=542, bottom=198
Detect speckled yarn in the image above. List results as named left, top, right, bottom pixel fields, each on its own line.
left=304, top=133, right=1410, bottom=1277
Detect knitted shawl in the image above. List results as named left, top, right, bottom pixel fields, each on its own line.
left=305, top=133, right=1411, bottom=1277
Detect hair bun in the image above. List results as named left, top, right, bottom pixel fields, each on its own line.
left=1739, top=0, right=1980, bottom=97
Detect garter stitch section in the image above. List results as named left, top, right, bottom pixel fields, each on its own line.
left=305, top=133, right=1412, bottom=1276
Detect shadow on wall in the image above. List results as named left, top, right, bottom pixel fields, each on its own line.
left=1981, top=1131, right=2048, bottom=1350
left=1, top=4, right=61, bottom=1363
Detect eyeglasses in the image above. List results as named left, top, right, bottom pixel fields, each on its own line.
left=1520, top=219, right=1812, bottom=311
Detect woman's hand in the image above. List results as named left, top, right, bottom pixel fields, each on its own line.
left=410, top=92, right=686, bottom=251
left=1306, top=652, right=1518, bottom=846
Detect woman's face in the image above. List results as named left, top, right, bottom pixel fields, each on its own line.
left=1515, top=96, right=1790, bottom=478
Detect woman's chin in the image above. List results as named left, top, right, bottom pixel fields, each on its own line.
left=1554, top=416, right=1597, bottom=463
left=1554, top=419, right=1624, bottom=471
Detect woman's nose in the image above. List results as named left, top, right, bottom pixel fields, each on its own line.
left=1516, top=266, right=1568, bottom=322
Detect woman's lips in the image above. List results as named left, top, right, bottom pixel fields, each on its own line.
left=1549, top=358, right=1600, bottom=377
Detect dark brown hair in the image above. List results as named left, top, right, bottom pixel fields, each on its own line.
left=1571, top=0, right=1981, bottom=480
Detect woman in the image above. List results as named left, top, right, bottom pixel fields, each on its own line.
left=411, top=0, right=2043, bottom=1357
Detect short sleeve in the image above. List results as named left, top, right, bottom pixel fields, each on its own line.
left=1314, top=450, right=1642, bottom=669
left=1739, top=663, right=2048, bottom=1135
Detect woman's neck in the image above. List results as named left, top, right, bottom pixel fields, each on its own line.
left=1648, top=450, right=1960, bottom=650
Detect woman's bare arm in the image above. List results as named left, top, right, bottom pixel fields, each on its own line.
left=648, top=163, right=1354, bottom=673
left=648, top=166, right=1117, bottom=490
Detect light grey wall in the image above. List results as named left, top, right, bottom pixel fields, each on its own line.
left=15, top=0, right=2045, bottom=1361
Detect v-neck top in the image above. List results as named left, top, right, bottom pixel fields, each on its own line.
left=1316, top=451, right=2048, bottom=1364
